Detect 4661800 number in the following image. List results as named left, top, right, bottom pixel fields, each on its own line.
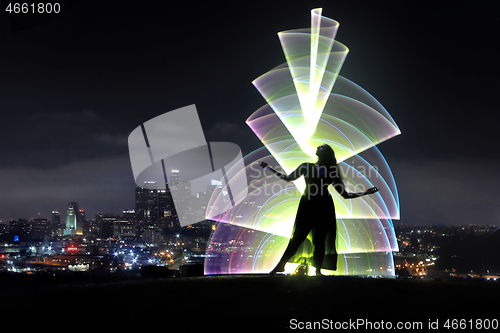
left=5, top=3, right=60, bottom=14
left=444, top=319, right=498, bottom=330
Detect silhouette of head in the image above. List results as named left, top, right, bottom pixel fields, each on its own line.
left=315, top=144, right=337, bottom=169
left=316, top=144, right=340, bottom=176
left=316, top=144, right=336, bottom=161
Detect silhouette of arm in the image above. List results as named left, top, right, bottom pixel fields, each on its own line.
left=259, top=162, right=307, bottom=182
left=332, top=177, right=379, bottom=199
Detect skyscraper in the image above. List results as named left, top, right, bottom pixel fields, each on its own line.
left=135, top=182, right=159, bottom=222
left=135, top=180, right=177, bottom=227
left=77, top=209, right=85, bottom=222
left=52, top=210, right=61, bottom=227
left=168, top=170, right=192, bottom=226
left=64, top=202, right=78, bottom=236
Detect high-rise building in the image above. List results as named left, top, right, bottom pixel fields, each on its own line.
left=95, top=213, right=130, bottom=239
left=168, top=170, right=192, bottom=226
left=158, top=188, right=176, bottom=220
left=192, top=183, right=217, bottom=222
left=135, top=183, right=158, bottom=221
left=113, top=221, right=136, bottom=240
left=29, top=218, right=51, bottom=240
left=64, top=202, right=78, bottom=236
left=52, top=210, right=61, bottom=227
left=75, top=208, right=88, bottom=236
left=170, top=169, right=181, bottom=186
left=77, top=209, right=85, bottom=222
left=135, top=180, right=177, bottom=228
left=76, top=220, right=91, bottom=236
left=122, top=209, right=136, bottom=220
left=172, top=180, right=192, bottom=226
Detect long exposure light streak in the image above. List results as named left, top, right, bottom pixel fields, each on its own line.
left=205, top=8, right=400, bottom=276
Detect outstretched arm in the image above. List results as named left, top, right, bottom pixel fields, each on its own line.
left=333, top=180, right=379, bottom=199
left=258, top=161, right=305, bottom=182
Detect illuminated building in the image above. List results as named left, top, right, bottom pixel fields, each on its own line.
left=192, top=183, right=218, bottom=223
left=96, top=213, right=129, bottom=239
left=135, top=180, right=178, bottom=230
left=76, top=220, right=90, bottom=236
left=113, top=221, right=136, bottom=240
left=64, top=202, right=78, bottom=236
left=170, top=173, right=192, bottom=226
left=167, top=170, right=188, bottom=224
left=135, top=182, right=155, bottom=221
left=74, top=207, right=89, bottom=236
left=170, top=169, right=181, bottom=185
left=122, top=209, right=136, bottom=219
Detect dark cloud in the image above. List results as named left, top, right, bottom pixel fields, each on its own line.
left=389, top=157, right=500, bottom=226
left=0, top=108, right=128, bottom=169
left=0, top=155, right=135, bottom=220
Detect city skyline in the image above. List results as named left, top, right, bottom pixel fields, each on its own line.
left=2, top=214, right=498, bottom=277
left=0, top=1, right=499, bottom=225
left=0, top=168, right=220, bottom=222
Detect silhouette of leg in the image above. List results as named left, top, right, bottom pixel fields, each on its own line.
left=312, top=223, right=328, bottom=276
left=269, top=215, right=312, bottom=274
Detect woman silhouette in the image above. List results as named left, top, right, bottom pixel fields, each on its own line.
left=259, top=144, right=378, bottom=276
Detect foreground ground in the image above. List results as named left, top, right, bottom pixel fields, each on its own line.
left=1, top=273, right=498, bottom=330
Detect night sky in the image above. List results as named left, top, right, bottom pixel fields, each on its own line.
left=0, top=1, right=498, bottom=226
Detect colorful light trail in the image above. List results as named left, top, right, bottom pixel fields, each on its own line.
left=205, top=8, right=400, bottom=276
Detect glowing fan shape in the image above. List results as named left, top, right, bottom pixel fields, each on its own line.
left=205, top=8, right=400, bottom=276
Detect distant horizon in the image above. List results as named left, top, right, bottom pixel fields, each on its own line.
left=1, top=215, right=497, bottom=230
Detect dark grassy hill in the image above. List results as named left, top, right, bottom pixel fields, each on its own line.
left=1, top=273, right=498, bottom=331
